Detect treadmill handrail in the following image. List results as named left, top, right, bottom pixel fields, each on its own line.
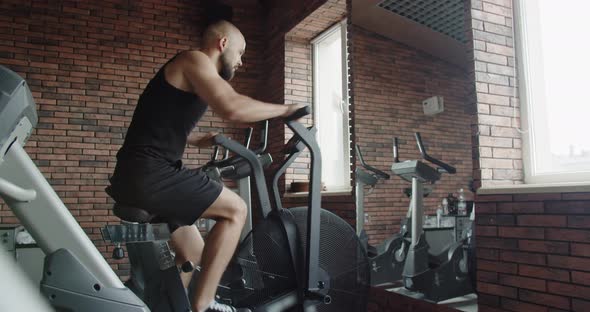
left=0, top=177, right=37, bottom=202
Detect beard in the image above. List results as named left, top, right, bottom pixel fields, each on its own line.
left=219, top=53, right=235, bottom=81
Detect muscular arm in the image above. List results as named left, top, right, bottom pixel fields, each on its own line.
left=187, top=132, right=217, bottom=147
left=179, top=51, right=303, bottom=123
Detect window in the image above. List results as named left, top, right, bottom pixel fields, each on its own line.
left=515, top=0, right=590, bottom=184
left=311, top=20, right=351, bottom=192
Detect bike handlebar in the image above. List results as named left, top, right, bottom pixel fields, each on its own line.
left=355, top=144, right=390, bottom=180
left=414, top=132, right=456, bottom=174
left=285, top=105, right=311, bottom=121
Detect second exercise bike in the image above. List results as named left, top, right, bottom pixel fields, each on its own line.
left=355, top=143, right=409, bottom=287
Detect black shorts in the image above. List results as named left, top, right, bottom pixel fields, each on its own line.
left=109, top=159, right=224, bottom=231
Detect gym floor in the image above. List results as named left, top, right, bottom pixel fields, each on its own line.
left=374, top=284, right=478, bottom=312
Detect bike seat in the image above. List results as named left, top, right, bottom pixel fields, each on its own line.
left=113, top=203, right=155, bottom=224
left=366, top=244, right=378, bottom=258
left=105, top=185, right=155, bottom=223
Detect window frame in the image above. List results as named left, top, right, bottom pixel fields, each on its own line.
left=310, top=19, right=352, bottom=193
left=514, top=0, right=590, bottom=184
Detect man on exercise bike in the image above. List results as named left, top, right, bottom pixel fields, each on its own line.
left=107, top=20, right=306, bottom=312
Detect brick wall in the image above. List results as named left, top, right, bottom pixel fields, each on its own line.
left=468, top=0, right=523, bottom=188
left=476, top=193, right=590, bottom=311
left=0, top=0, right=265, bottom=276
left=350, top=25, right=473, bottom=244
left=468, top=1, right=590, bottom=311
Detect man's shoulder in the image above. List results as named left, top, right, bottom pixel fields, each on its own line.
left=175, top=50, right=210, bottom=66
left=166, top=50, right=215, bottom=85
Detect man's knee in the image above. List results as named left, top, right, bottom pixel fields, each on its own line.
left=203, top=188, right=248, bottom=223
left=229, top=197, right=247, bottom=224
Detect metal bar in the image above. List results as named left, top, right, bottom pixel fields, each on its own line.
left=285, top=120, right=321, bottom=294
left=271, top=141, right=304, bottom=212
left=213, top=135, right=272, bottom=218
left=0, top=142, right=124, bottom=288
left=0, top=177, right=36, bottom=202
left=355, top=171, right=364, bottom=236
left=238, top=177, right=252, bottom=240
left=411, top=177, right=423, bottom=246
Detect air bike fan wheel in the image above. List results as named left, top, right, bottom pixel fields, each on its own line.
left=225, top=207, right=370, bottom=311
left=291, top=207, right=371, bottom=311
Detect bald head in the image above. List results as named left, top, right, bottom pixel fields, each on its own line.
left=202, top=20, right=246, bottom=81
left=202, top=20, right=244, bottom=48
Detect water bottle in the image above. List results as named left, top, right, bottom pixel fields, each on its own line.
left=458, top=188, right=467, bottom=216
left=442, top=198, right=449, bottom=215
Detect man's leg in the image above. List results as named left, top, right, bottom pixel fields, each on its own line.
left=188, top=187, right=247, bottom=312
left=169, top=225, right=205, bottom=287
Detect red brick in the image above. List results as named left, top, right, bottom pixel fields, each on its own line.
left=479, top=237, right=519, bottom=250
left=517, top=240, right=569, bottom=255
left=498, top=227, right=544, bottom=239
left=548, top=281, right=590, bottom=300
left=478, top=306, right=506, bottom=312
left=548, top=255, right=590, bottom=272
left=546, top=228, right=590, bottom=243
left=568, top=216, right=590, bottom=228
left=497, top=202, right=543, bottom=213
left=519, top=289, right=571, bottom=310
left=501, top=298, right=549, bottom=312
left=477, top=194, right=513, bottom=202
left=478, top=215, right=516, bottom=226
left=572, top=271, right=590, bottom=286
left=572, top=299, right=590, bottom=312
left=562, top=193, right=590, bottom=201
left=545, top=201, right=590, bottom=215
left=478, top=281, right=517, bottom=298
left=571, top=244, right=590, bottom=257
left=478, top=293, right=501, bottom=308
left=519, top=265, right=570, bottom=282
left=478, top=225, right=498, bottom=237
left=518, top=215, right=567, bottom=227
left=513, top=193, right=562, bottom=202
left=499, top=274, right=546, bottom=291
left=501, top=251, right=546, bottom=265
left=479, top=271, right=499, bottom=283
left=477, top=248, right=500, bottom=260
left=479, top=259, right=518, bottom=274
left=477, top=202, right=498, bottom=213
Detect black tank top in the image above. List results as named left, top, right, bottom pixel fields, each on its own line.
left=116, top=62, right=208, bottom=166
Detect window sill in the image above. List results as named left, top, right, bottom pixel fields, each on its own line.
left=284, top=190, right=353, bottom=198
left=477, top=182, right=590, bottom=195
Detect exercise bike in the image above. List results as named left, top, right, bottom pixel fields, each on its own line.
left=0, top=65, right=149, bottom=311
left=392, top=133, right=475, bottom=302
left=102, top=106, right=371, bottom=311
left=354, top=143, right=409, bottom=287
left=103, top=124, right=272, bottom=307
